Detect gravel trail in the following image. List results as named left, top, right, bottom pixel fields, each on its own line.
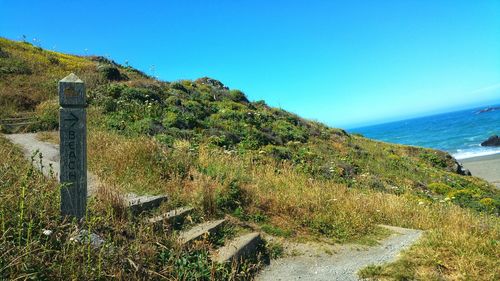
left=5, top=133, right=99, bottom=195
left=257, top=225, right=422, bottom=281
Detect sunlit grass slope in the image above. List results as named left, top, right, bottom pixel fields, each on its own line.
left=1, top=37, right=499, bottom=280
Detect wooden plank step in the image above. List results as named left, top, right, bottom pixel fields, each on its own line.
left=12, top=112, right=35, bottom=118
left=0, top=117, right=34, bottom=122
left=124, top=193, right=168, bottom=215
left=212, top=232, right=263, bottom=263
left=146, top=206, right=193, bottom=228
left=178, top=219, right=226, bottom=245
left=0, top=121, right=37, bottom=126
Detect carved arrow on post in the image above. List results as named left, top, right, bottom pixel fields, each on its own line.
left=64, top=112, right=78, bottom=128
left=59, top=73, right=87, bottom=219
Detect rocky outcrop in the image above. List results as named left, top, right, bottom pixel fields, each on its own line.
left=477, top=107, right=500, bottom=114
left=452, top=159, right=472, bottom=176
left=481, top=135, right=500, bottom=147
left=195, top=77, right=229, bottom=90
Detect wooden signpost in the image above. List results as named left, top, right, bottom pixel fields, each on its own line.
left=59, top=73, right=87, bottom=219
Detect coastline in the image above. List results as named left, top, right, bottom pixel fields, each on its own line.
left=460, top=153, right=500, bottom=188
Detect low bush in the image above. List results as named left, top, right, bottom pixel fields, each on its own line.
left=216, top=181, right=246, bottom=213
left=261, top=224, right=292, bottom=237
left=419, top=152, right=448, bottom=168
left=228, top=89, right=249, bottom=103
left=262, top=145, right=293, bottom=160
left=0, top=57, right=32, bottom=75
left=0, top=46, right=9, bottom=58
left=427, top=182, right=451, bottom=195
left=97, top=64, right=126, bottom=81
left=35, top=99, right=59, bottom=130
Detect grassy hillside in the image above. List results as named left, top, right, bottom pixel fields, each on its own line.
left=1, top=37, right=499, bottom=280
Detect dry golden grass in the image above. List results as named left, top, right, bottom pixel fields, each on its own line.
left=35, top=129, right=179, bottom=195
left=194, top=148, right=499, bottom=280
left=0, top=37, right=155, bottom=117
left=33, top=127, right=498, bottom=280
left=36, top=131, right=59, bottom=144
left=88, top=130, right=166, bottom=194
left=0, top=38, right=97, bottom=115
left=0, top=135, right=259, bottom=280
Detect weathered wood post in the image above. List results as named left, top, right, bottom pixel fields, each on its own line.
left=59, top=73, right=87, bottom=219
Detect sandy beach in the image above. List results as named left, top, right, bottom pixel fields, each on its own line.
left=460, top=153, right=500, bottom=188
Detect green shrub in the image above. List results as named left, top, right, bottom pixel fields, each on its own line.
left=253, top=100, right=267, bottom=107
left=35, top=99, right=59, bottom=130
left=104, top=83, right=126, bottom=98
left=271, top=119, right=307, bottom=143
left=266, top=241, right=284, bottom=259
left=122, top=87, right=161, bottom=103
left=88, top=83, right=124, bottom=107
left=479, top=197, right=497, bottom=212
left=0, top=57, right=32, bottom=75
left=162, top=111, right=198, bottom=130
left=237, top=137, right=263, bottom=150
left=419, top=152, right=447, bottom=168
left=261, top=224, right=292, bottom=237
left=157, top=249, right=212, bottom=280
left=228, top=89, right=249, bottom=103
left=170, top=81, right=188, bottom=92
left=308, top=216, right=339, bottom=238
left=262, top=145, right=292, bottom=160
left=358, top=265, right=384, bottom=279
left=427, top=182, right=451, bottom=195
left=101, top=96, right=118, bottom=113
left=337, top=161, right=359, bottom=179
left=368, top=176, right=386, bottom=191
left=216, top=181, right=245, bottom=213
left=0, top=47, right=9, bottom=58
left=155, top=133, right=175, bottom=147
left=47, top=56, right=59, bottom=65
left=128, top=118, right=155, bottom=135
left=97, top=64, right=126, bottom=81
left=449, top=189, right=483, bottom=211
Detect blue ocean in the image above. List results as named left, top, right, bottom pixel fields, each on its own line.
left=350, top=105, right=500, bottom=160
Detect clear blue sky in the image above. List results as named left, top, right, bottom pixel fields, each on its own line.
left=1, top=0, right=499, bottom=128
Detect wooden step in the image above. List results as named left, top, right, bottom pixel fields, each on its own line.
left=12, top=112, right=35, bottom=118
left=0, top=117, right=34, bottom=123
left=0, top=121, right=38, bottom=133
left=178, top=219, right=226, bottom=245
left=146, top=206, right=193, bottom=229
left=212, top=232, right=264, bottom=263
left=1, top=121, right=37, bottom=126
left=124, top=193, right=168, bottom=215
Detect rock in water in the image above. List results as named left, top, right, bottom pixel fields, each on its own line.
left=477, top=107, right=500, bottom=114
left=481, top=135, right=500, bottom=147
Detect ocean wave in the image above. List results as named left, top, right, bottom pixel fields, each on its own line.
left=452, top=148, right=500, bottom=160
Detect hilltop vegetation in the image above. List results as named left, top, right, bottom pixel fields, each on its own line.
left=1, top=37, right=499, bottom=280
left=1, top=37, right=497, bottom=214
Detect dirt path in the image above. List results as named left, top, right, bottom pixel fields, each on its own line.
left=257, top=225, right=422, bottom=281
left=5, top=133, right=99, bottom=196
